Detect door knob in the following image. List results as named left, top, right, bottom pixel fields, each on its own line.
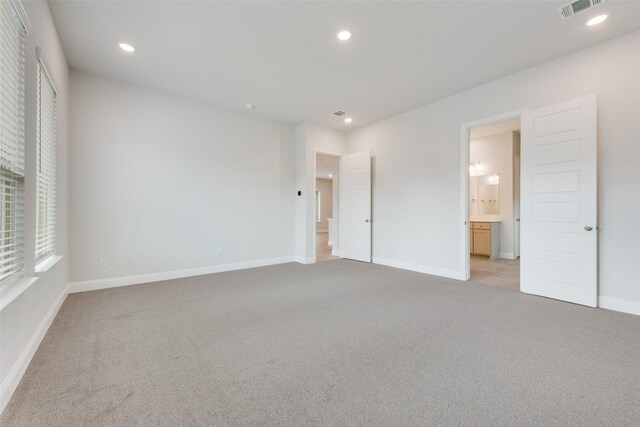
left=584, top=226, right=593, bottom=231
left=516, top=218, right=520, bottom=222
left=365, top=219, right=370, bottom=223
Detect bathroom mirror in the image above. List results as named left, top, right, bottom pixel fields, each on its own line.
left=478, top=184, right=499, bottom=215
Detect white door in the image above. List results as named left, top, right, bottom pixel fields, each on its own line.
left=339, top=151, right=371, bottom=262
left=521, top=95, right=597, bottom=307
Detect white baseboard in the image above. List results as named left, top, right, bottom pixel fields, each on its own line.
left=68, top=256, right=295, bottom=294
left=294, top=256, right=315, bottom=264
left=372, top=257, right=465, bottom=281
left=499, top=252, right=516, bottom=260
left=599, top=297, right=640, bottom=316
left=0, top=284, right=69, bottom=414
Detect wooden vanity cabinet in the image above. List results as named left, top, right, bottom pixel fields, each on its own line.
left=470, top=222, right=500, bottom=259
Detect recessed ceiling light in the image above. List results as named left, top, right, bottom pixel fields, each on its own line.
left=337, top=30, right=351, bottom=41
left=587, top=14, right=607, bottom=26
left=119, top=43, right=135, bottom=52
left=329, top=174, right=333, bottom=178
left=344, top=117, right=353, bottom=124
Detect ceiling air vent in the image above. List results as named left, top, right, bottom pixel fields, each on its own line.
left=333, top=111, right=346, bottom=116
left=558, top=0, right=605, bottom=20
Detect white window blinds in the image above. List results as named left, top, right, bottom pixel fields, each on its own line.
left=0, top=0, right=26, bottom=284
left=35, top=57, right=56, bottom=261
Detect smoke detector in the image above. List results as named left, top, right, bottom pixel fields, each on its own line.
left=558, top=0, right=605, bottom=20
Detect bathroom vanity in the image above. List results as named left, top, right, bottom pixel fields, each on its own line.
left=470, top=218, right=500, bottom=259
left=469, top=174, right=501, bottom=259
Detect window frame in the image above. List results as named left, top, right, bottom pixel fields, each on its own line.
left=34, top=49, right=57, bottom=264
left=0, top=0, right=28, bottom=288
left=315, top=190, right=321, bottom=223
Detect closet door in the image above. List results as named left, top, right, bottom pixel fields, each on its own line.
left=339, top=151, right=371, bottom=262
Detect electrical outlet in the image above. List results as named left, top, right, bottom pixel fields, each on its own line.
left=100, top=258, right=109, bottom=268
left=243, top=246, right=249, bottom=254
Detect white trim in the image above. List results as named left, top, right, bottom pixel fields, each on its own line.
left=9, top=0, right=31, bottom=33
left=331, top=248, right=339, bottom=256
left=35, top=255, right=63, bottom=275
left=68, top=257, right=295, bottom=294
left=598, top=297, right=640, bottom=316
left=0, top=277, right=38, bottom=312
left=499, top=252, right=516, bottom=260
left=36, top=47, right=58, bottom=96
left=372, top=257, right=466, bottom=281
left=460, top=124, right=471, bottom=280
left=295, top=256, right=315, bottom=265
left=0, top=283, right=68, bottom=413
left=460, top=109, right=526, bottom=282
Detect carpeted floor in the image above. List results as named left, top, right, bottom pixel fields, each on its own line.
left=2, top=260, right=639, bottom=426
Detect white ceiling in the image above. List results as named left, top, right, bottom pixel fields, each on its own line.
left=316, top=154, right=338, bottom=180
left=470, top=118, right=521, bottom=140
left=49, top=1, right=640, bottom=130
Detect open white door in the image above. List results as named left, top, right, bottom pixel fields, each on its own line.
left=339, top=151, right=371, bottom=262
left=521, top=95, right=597, bottom=307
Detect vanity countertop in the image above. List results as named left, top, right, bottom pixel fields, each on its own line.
left=470, top=216, right=501, bottom=223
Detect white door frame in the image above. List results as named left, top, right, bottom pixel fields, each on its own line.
left=313, top=148, right=342, bottom=262
left=514, top=153, right=521, bottom=258
left=460, top=109, right=527, bottom=280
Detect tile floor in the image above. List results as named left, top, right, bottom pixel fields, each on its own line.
left=470, top=255, right=520, bottom=291
left=316, top=232, right=338, bottom=262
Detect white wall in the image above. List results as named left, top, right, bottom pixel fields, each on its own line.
left=69, top=71, right=295, bottom=283
left=294, top=123, right=346, bottom=262
left=470, top=131, right=516, bottom=258
left=0, top=0, right=69, bottom=411
left=348, top=30, right=640, bottom=313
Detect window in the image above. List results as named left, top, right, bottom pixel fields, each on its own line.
left=315, top=190, right=321, bottom=222
left=0, top=0, right=27, bottom=284
left=35, top=55, right=57, bottom=262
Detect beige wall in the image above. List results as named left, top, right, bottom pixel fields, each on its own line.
left=315, top=178, right=333, bottom=232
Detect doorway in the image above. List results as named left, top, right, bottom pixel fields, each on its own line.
left=462, top=113, right=523, bottom=290
left=461, top=96, right=598, bottom=307
left=315, top=152, right=340, bottom=261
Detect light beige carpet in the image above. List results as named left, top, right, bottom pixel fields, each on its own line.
left=2, top=260, right=639, bottom=426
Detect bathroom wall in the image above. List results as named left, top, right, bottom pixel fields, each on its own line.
left=470, top=131, right=518, bottom=258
